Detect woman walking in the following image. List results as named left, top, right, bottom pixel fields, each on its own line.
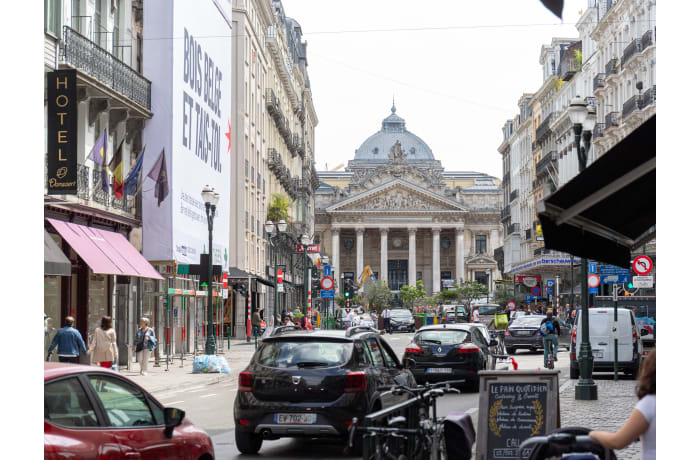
left=88, top=316, right=118, bottom=369
left=132, top=317, right=156, bottom=376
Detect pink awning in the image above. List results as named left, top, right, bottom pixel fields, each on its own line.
left=47, top=219, right=163, bottom=280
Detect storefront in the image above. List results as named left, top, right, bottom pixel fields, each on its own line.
left=44, top=230, right=71, bottom=360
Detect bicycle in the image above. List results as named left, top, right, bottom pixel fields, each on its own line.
left=519, top=426, right=617, bottom=460
left=349, top=380, right=464, bottom=460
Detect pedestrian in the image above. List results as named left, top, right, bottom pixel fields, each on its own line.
left=252, top=308, right=262, bottom=337
left=313, top=307, right=320, bottom=326
left=472, top=305, right=480, bottom=323
left=302, top=314, right=313, bottom=330
left=565, top=304, right=573, bottom=326
left=132, top=317, right=156, bottom=376
left=47, top=316, right=87, bottom=363
left=294, top=305, right=301, bottom=314
left=283, top=316, right=294, bottom=326
left=88, top=316, right=118, bottom=369
left=381, top=307, right=392, bottom=334
left=540, top=310, right=561, bottom=366
left=590, top=348, right=656, bottom=459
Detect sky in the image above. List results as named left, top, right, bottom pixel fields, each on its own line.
left=281, top=0, right=589, bottom=178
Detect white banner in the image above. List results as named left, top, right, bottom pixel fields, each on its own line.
left=143, top=0, right=231, bottom=270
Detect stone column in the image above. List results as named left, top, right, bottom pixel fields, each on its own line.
left=356, top=229, right=364, bottom=289
left=456, top=228, right=465, bottom=284
left=490, top=228, right=500, bottom=255
left=408, top=228, right=417, bottom=286
left=380, top=229, right=388, bottom=285
left=464, top=229, right=472, bottom=258
left=432, top=228, right=441, bottom=294
left=332, top=229, right=340, bottom=290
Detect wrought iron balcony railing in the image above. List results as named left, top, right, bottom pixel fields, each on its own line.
left=621, top=39, right=642, bottom=69
left=641, top=29, right=654, bottom=51
left=62, top=26, right=151, bottom=110
left=593, top=73, right=606, bottom=92
left=605, top=112, right=620, bottom=129
left=622, top=95, right=642, bottom=119
left=500, top=206, right=511, bottom=221
left=605, top=58, right=618, bottom=77
left=507, top=223, right=520, bottom=235
left=592, top=123, right=606, bottom=139
left=536, top=111, right=559, bottom=143
left=642, top=85, right=656, bottom=108
left=536, top=151, right=557, bottom=177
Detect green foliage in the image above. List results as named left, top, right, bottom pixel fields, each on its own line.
left=292, top=312, right=304, bottom=320
left=437, top=290, right=459, bottom=303
left=335, top=292, right=347, bottom=307
left=352, top=294, right=363, bottom=306
left=365, top=281, right=393, bottom=311
left=267, top=193, right=290, bottom=222
left=398, top=280, right=427, bottom=310
left=574, top=50, right=583, bottom=71
left=493, top=285, right=517, bottom=309
left=456, top=280, right=489, bottom=305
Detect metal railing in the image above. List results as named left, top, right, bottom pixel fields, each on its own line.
left=501, top=207, right=511, bottom=221
left=584, top=96, right=597, bottom=112
left=593, top=73, right=606, bottom=91
left=642, top=85, right=656, bottom=108
left=265, top=88, right=281, bottom=118
left=605, top=112, right=620, bottom=129
left=622, top=95, right=642, bottom=119
left=536, top=151, right=557, bottom=177
left=536, top=111, right=560, bottom=143
left=593, top=123, right=606, bottom=139
left=559, top=57, right=579, bottom=81
left=641, top=30, right=654, bottom=51
left=605, top=58, right=618, bottom=77
left=509, top=189, right=519, bottom=202
left=621, top=39, right=642, bottom=69
left=507, top=223, right=520, bottom=235
left=62, top=26, right=151, bottom=110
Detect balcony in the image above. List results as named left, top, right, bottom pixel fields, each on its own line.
left=536, top=151, right=557, bottom=178
left=584, top=96, right=597, bottom=112
left=592, top=123, right=606, bottom=139
left=558, top=56, right=579, bottom=82
left=267, top=148, right=282, bottom=173
left=507, top=223, right=520, bottom=235
left=605, top=112, right=620, bottom=129
left=62, top=26, right=151, bottom=112
left=500, top=207, right=511, bottom=221
left=534, top=247, right=556, bottom=257
left=509, top=189, right=519, bottom=202
left=605, top=58, right=618, bottom=77
left=621, top=39, right=642, bottom=69
left=593, top=73, right=606, bottom=92
left=265, top=88, right=281, bottom=119
left=622, top=95, right=642, bottom=119
left=641, top=85, right=656, bottom=109
left=641, top=29, right=654, bottom=51
left=535, top=111, right=560, bottom=143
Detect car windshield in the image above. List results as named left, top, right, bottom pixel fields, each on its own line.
left=392, top=310, right=412, bottom=318
left=478, top=305, right=499, bottom=315
left=511, top=316, right=546, bottom=327
left=256, top=340, right=353, bottom=368
left=415, top=330, right=470, bottom=345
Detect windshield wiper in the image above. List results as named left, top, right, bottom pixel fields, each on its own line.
left=419, top=339, right=442, bottom=345
left=295, top=361, right=329, bottom=368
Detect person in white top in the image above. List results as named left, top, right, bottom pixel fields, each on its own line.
left=590, top=348, right=656, bottom=460
left=472, top=305, right=480, bottom=323
left=381, top=308, right=392, bottom=334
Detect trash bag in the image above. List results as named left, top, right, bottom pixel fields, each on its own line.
left=192, top=354, right=222, bottom=374
left=218, top=356, right=232, bottom=374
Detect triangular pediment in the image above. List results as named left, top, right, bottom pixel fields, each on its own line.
left=466, top=254, right=497, bottom=265
left=327, top=179, right=467, bottom=213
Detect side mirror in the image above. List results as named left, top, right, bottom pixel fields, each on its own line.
left=405, top=358, right=416, bottom=370
left=163, top=407, right=185, bottom=438
left=489, top=339, right=498, bottom=347
left=640, top=329, right=650, bottom=337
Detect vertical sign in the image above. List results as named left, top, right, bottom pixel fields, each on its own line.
left=46, top=69, right=78, bottom=195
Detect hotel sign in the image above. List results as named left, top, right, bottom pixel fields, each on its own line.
left=46, top=69, right=77, bottom=195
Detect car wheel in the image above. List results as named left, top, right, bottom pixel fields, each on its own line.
left=235, top=428, right=263, bottom=455
left=506, top=347, right=516, bottom=355
left=569, top=366, right=579, bottom=379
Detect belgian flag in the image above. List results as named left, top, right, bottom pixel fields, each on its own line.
left=109, top=139, right=124, bottom=199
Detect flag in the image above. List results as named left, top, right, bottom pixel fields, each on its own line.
left=124, top=145, right=145, bottom=196
left=109, top=139, right=124, bottom=199
left=540, top=0, right=563, bottom=19
left=89, top=128, right=109, bottom=193
left=148, top=148, right=169, bottom=206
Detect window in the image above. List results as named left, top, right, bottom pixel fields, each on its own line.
left=251, top=166, right=255, bottom=185
left=377, top=339, right=399, bottom=368
left=245, top=159, right=249, bottom=178
left=88, top=376, right=157, bottom=427
left=364, top=338, right=386, bottom=367
left=355, top=342, right=370, bottom=367
left=475, top=271, right=489, bottom=287
left=45, top=0, right=62, bottom=36
left=476, top=235, right=487, bottom=254
left=45, top=378, right=98, bottom=427
left=256, top=341, right=353, bottom=368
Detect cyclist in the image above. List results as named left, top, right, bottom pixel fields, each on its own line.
left=539, top=310, right=561, bottom=366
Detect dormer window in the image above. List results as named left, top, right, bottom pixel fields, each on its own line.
left=373, top=147, right=379, bottom=155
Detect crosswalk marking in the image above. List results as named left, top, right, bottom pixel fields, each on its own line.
left=200, top=393, right=218, bottom=398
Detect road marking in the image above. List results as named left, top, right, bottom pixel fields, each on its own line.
left=189, top=388, right=209, bottom=392
left=559, top=380, right=572, bottom=392
left=161, top=400, right=184, bottom=406
left=200, top=393, right=218, bottom=398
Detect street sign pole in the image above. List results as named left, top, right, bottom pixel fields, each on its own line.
left=576, top=257, right=598, bottom=401
left=613, top=283, right=618, bottom=381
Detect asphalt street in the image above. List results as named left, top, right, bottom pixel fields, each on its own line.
left=156, top=330, right=580, bottom=459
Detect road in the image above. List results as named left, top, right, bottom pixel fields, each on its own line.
left=157, top=330, right=576, bottom=459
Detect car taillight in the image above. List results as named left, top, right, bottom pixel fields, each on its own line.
left=405, top=343, right=422, bottom=354
left=505, top=330, right=510, bottom=336
left=345, top=372, right=366, bottom=393
left=239, top=372, right=253, bottom=392
left=458, top=343, right=480, bottom=354
left=633, top=330, right=638, bottom=345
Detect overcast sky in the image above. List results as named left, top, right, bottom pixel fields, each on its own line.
left=281, top=0, right=588, bottom=178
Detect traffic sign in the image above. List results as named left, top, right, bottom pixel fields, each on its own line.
left=633, top=275, right=654, bottom=288
left=320, top=290, right=335, bottom=299
left=599, top=265, right=630, bottom=284
left=276, top=269, right=283, bottom=284
left=297, top=244, right=321, bottom=253
left=320, top=276, right=334, bottom=290
left=506, top=301, right=517, bottom=311
left=589, top=287, right=599, bottom=294
left=323, top=264, right=332, bottom=277
left=587, top=274, right=600, bottom=288
left=589, top=262, right=597, bottom=273
left=526, top=295, right=533, bottom=304
left=632, top=255, right=653, bottom=276
left=222, top=272, right=228, bottom=289
left=531, top=286, right=541, bottom=297
left=546, top=280, right=554, bottom=288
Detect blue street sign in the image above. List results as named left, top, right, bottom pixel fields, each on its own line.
left=589, top=287, right=599, bottom=294
left=599, top=265, right=630, bottom=284
left=546, top=288, right=552, bottom=295
left=323, top=264, right=332, bottom=277
left=320, top=290, right=335, bottom=299
left=526, top=295, right=533, bottom=303
left=589, top=262, right=597, bottom=273
left=546, top=280, right=554, bottom=288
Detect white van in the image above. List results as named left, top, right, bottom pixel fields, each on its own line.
left=569, top=307, right=644, bottom=379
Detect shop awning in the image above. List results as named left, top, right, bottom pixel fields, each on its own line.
left=537, top=115, right=655, bottom=267
left=44, top=230, right=71, bottom=276
left=228, top=266, right=275, bottom=288
left=47, top=218, right=163, bottom=280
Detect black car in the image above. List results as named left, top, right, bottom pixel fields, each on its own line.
left=233, top=326, right=416, bottom=454
left=389, top=309, right=415, bottom=332
left=504, top=315, right=546, bottom=353
left=402, top=324, right=497, bottom=391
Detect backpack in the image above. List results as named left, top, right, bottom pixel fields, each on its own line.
left=539, top=321, right=554, bottom=335
left=494, top=313, right=508, bottom=330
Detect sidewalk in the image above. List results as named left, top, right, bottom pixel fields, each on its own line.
left=122, top=340, right=256, bottom=395
left=559, top=379, right=641, bottom=460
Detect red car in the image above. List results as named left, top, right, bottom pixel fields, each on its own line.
left=44, top=362, right=214, bottom=460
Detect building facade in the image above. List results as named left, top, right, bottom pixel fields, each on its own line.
left=315, top=105, right=502, bottom=299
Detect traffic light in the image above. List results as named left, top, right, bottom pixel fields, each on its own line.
left=348, top=282, right=355, bottom=300
left=343, top=278, right=350, bottom=298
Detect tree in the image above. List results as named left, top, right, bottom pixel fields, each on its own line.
left=267, top=193, right=290, bottom=222
left=437, top=289, right=459, bottom=304
left=398, top=280, right=427, bottom=311
left=456, top=280, right=489, bottom=306
left=335, top=292, right=346, bottom=307
left=365, top=281, right=393, bottom=312
left=493, top=284, right=517, bottom=309
left=352, top=294, right=363, bottom=306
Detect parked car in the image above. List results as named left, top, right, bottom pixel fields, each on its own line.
left=504, top=315, right=571, bottom=354
left=472, top=303, right=500, bottom=327
left=439, top=305, right=469, bottom=324
left=44, top=363, right=214, bottom=460
left=570, top=307, right=644, bottom=379
left=403, top=324, right=497, bottom=391
left=333, top=306, right=365, bottom=329
left=233, top=326, right=416, bottom=454
left=389, top=308, right=415, bottom=332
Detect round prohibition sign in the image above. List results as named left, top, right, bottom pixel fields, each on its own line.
left=587, top=274, right=600, bottom=288
left=506, top=301, right=517, bottom=311
left=632, top=255, right=653, bottom=276
left=320, top=276, right=334, bottom=290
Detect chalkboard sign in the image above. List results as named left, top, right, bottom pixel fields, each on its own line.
left=476, top=371, right=559, bottom=460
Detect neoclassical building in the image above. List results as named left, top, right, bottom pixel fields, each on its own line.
left=315, top=104, right=503, bottom=297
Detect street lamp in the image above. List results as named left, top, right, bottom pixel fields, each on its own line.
left=201, top=185, right=220, bottom=356
left=300, top=234, right=313, bottom=318
left=569, top=96, right=598, bottom=401
left=265, top=219, right=288, bottom=327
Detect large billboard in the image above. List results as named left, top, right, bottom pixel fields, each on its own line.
left=143, top=0, right=231, bottom=269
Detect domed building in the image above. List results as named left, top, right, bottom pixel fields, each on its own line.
left=315, top=103, right=504, bottom=297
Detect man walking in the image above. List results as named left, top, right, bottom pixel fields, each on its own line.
left=252, top=308, right=262, bottom=338
left=47, top=316, right=87, bottom=363
left=381, top=307, right=392, bottom=334
left=540, top=310, right=561, bottom=366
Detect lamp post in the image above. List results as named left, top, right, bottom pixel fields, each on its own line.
left=321, top=255, right=330, bottom=328
left=201, top=185, right=220, bottom=356
left=569, top=96, right=598, bottom=401
left=265, top=219, right=288, bottom=327
left=300, top=234, right=313, bottom=319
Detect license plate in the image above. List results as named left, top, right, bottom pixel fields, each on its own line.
left=515, top=331, right=531, bottom=336
left=427, top=368, right=452, bottom=374
left=593, top=350, right=603, bottom=359
left=275, top=413, right=317, bottom=424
